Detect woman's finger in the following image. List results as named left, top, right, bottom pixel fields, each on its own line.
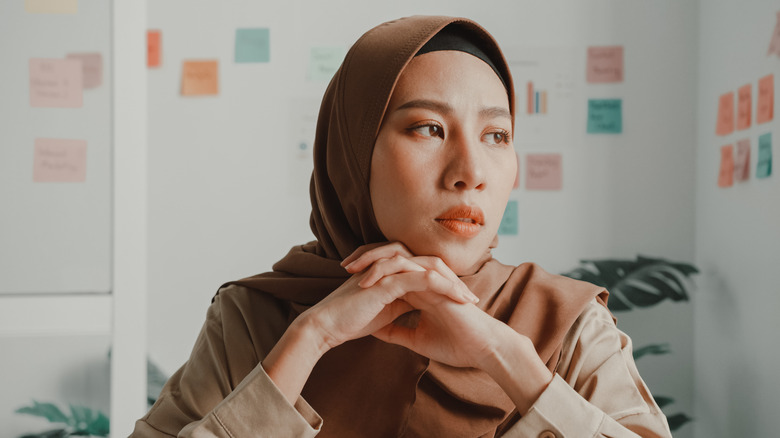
left=407, top=256, right=478, bottom=302
left=358, top=255, right=425, bottom=288
left=343, top=241, right=413, bottom=273
left=377, top=270, right=477, bottom=305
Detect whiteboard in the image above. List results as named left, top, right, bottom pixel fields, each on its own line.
left=0, top=0, right=112, bottom=294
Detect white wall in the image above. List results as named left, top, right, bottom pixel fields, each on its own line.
left=694, top=1, right=780, bottom=437
left=147, top=1, right=698, bottom=435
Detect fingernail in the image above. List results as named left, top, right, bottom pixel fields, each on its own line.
left=344, top=261, right=355, bottom=271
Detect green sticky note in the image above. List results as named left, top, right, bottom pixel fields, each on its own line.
left=235, top=28, right=270, bottom=63
left=498, top=200, right=518, bottom=236
left=757, top=132, right=772, bottom=179
left=587, top=99, right=622, bottom=134
left=308, top=47, right=345, bottom=81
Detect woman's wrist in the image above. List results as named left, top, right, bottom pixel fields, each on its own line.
left=478, top=324, right=553, bottom=415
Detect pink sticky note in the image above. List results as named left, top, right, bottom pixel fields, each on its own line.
left=29, top=58, right=83, bottom=108
left=513, top=152, right=521, bottom=189
left=66, top=53, right=103, bottom=89
left=737, top=84, right=751, bottom=130
left=526, top=153, right=562, bottom=190
left=716, top=92, right=734, bottom=136
left=718, top=144, right=734, bottom=188
left=735, top=139, right=751, bottom=182
left=768, top=11, right=780, bottom=57
left=757, top=74, right=774, bottom=124
left=586, top=46, right=624, bottom=83
left=33, top=138, right=87, bottom=182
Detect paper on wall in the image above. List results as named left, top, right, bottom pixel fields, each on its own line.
left=29, top=58, right=83, bottom=108
left=33, top=138, right=87, bottom=182
left=718, top=144, right=734, bottom=188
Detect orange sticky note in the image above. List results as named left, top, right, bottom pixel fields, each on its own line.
left=148, top=30, right=161, bottom=68
left=716, top=92, right=734, bottom=136
left=718, top=144, right=734, bottom=188
left=33, top=138, right=87, bottom=182
left=526, top=153, right=562, bottom=190
left=757, top=74, right=774, bottom=124
left=513, top=152, right=521, bottom=189
left=29, top=58, right=83, bottom=108
left=181, top=60, right=218, bottom=96
left=66, top=53, right=103, bottom=89
left=586, top=46, right=624, bottom=83
left=737, top=84, right=751, bottom=130
left=734, top=139, right=751, bottom=182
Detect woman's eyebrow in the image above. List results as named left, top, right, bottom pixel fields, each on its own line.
left=395, top=99, right=511, bottom=121
left=480, top=106, right=512, bottom=121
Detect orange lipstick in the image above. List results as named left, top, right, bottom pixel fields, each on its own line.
left=435, top=205, right=485, bottom=237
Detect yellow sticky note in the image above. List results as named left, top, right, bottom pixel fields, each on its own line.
left=716, top=92, right=734, bottom=136
left=25, top=0, right=77, bottom=14
left=737, top=84, right=751, bottom=130
left=718, top=144, right=734, bottom=188
left=181, top=60, right=218, bottom=96
left=757, top=74, right=774, bottom=124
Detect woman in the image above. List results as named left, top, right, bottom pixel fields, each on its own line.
left=132, top=16, right=672, bottom=437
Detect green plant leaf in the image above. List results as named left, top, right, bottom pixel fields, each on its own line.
left=653, top=395, right=675, bottom=409
left=86, top=411, right=110, bottom=436
left=667, top=412, right=693, bottom=431
left=15, top=401, right=69, bottom=424
left=633, top=343, right=671, bottom=360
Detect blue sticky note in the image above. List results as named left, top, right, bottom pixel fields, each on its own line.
left=308, top=47, right=346, bottom=81
left=587, top=99, right=622, bottom=134
left=235, top=28, right=270, bottom=63
left=498, top=200, right=518, bottom=236
left=757, top=132, right=772, bottom=179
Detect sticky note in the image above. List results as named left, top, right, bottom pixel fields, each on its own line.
left=737, top=84, right=751, bottom=130
left=25, top=0, right=77, bottom=14
left=235, top=28, right=270, bottom=63
left=29, top=58, right=83, bottom=108
left=33, top=138, right=87, bottom=182
left=526, top=153, right=563, bottom=190
left=181, top=60, right=218, bottom=96
left=768, top=11, right=780, bottom=57
left=513, top=152, right=520, bottom=189
left=718, top=144, right=734, bottom=188
left=586, top=46, right=624, bottom=83
left=307, top=47, right=345, bottom=82
left=498, top=200, right=518, bottom=236
left=715, top=92, right=734, bottom=136
left=147, top=30, right=161, bottom=68
left=757, top=133, right=772, bottom=179
left=757, top=74, right=774, bottom=124
left=587, top=99, right=622, bottom=134
left=734, top=138, right=750, bottom=182
left=66, top=53, right=103, bottom=89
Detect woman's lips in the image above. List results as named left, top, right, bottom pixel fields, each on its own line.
left=435, top=206, right=485, bottom=237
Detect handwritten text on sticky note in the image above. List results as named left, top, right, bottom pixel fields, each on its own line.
left=29, top=58, right=83, bottom=108
left=716, top=92, right=734, bottom=136
left=735, top=138, right=751, bottom=182
left=235, top=28, right=270, bottom=63
left=66, top=53, right=103, bottom=89
left=33, top=138, right=87, bottom=182
left=757, top=74, right=774, bottom=124
left=181, top=60, right=218, bottom=96
left=737, top=84, right=751, bottom=130
left=526, top=153, right=563, bottom=190
left=718, top=144, right=734, bottom=188
left=586, top=46, right=624, bottom=83
left=25, top=0, right=77, bottom=14
left=587, top=99, right=622, bottom=134
left=498, top=200, right=518, bottom=236
left=757, top=133, right=772, bottom=179
left=308, top=47, right=346, bottom=82
left=148, top=30, right=161, bottom=68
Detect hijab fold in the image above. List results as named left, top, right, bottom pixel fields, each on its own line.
left=225, top=15, right=609, bottom=437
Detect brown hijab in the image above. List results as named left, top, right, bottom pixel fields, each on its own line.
left=227, top=15, right=608, bottom=437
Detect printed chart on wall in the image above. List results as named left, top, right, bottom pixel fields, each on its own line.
left=505, top=47, right=579, bottom=148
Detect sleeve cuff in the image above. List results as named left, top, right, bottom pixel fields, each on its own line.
left=506, top=375, right=605, bottom=438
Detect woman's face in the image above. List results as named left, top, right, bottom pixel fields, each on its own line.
left=370, top=50, right=517, bottom=276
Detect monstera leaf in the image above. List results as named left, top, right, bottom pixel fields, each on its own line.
left=561, top=255, right=698, bottom=312
left=15, top=401, right=109, bottom=437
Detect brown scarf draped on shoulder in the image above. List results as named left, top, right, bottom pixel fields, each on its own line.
left=225, top=16, right=609, bottom=438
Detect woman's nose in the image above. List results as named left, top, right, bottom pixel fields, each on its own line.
left=442, top=133, right=486, bottom=191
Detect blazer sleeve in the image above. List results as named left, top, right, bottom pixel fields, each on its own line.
left=129, top=286, right=322, bottom=437
left=501, top=300, right=673, bottom=438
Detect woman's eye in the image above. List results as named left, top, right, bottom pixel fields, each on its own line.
left=483, top=131, right=510, bottom=145
left=410, top=124, right=443, bottom=138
